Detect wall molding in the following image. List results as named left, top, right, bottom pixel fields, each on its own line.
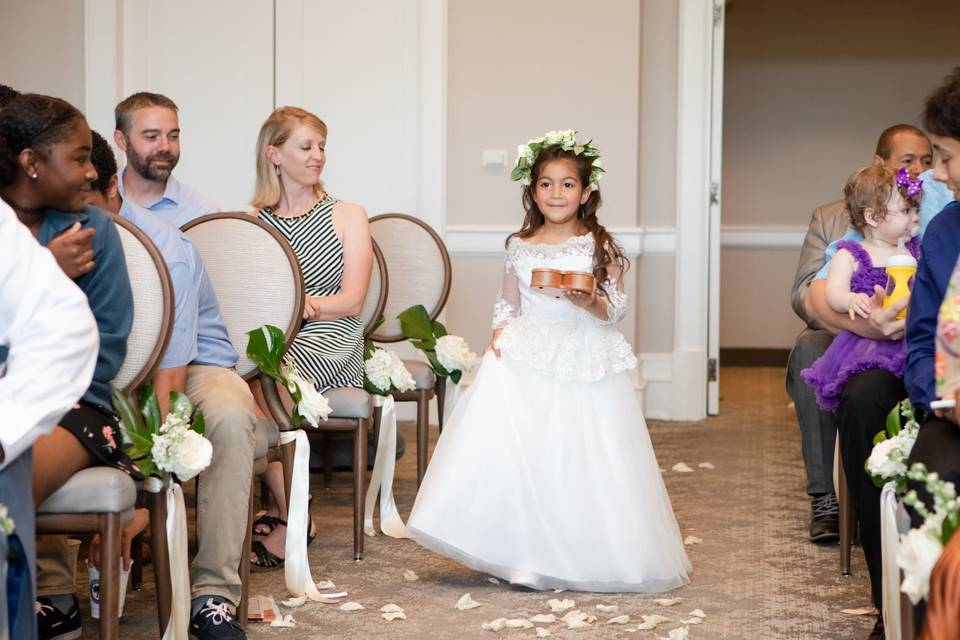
left=720, top=225, right=806, bottom=250
left=444, top=225, right=676, bottom=257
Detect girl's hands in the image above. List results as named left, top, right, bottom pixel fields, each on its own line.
left=484, top=327, right=504, bottom=359
left=564, top=288, right=597, bottom=310
left=847, top=292, right=873, bottom=320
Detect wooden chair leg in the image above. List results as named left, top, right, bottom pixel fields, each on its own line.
left=435, top=376, right=446, bottom=434
left=238, top=481, right=254, bottom=629
left=259, top=477, right=270, bottom=512
left=353, top=418, right=368, bottom=560
left=148, top=490, right=172, bottom=636
left=322, top=432, right=335, bottom=489
left=838, top=456, right=853, bottom=576
left=130, top=532, right=144, bottom=591
left=98, top=512, right=122, bottom=640
left=416, top=390, right=430, bottom=487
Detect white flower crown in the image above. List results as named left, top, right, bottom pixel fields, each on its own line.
left=511, top=129, right=604, bottom=191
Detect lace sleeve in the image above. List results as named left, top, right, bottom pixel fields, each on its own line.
left=598, top=271, right=627, bottom=325
left=492, top=252, right=521, bottom=329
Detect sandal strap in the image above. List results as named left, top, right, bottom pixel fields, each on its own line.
left=252, top=515, right=287, bottom=534
left=251, top=540, right=283, bottom=568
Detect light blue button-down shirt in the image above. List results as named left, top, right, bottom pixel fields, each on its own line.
left=814, top=169, right=954, bottom=280
left=119, top=202, right=237, bottom=369
left=118, top=169, right=219, bottom=230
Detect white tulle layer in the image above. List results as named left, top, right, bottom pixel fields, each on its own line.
left=407, top=351, right=691, bottom=593
left=495, top=315, right=638, bottom=383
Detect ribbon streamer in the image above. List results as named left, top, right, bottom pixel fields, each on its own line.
left=443, top=379, right=462, bottom=423
left=880, top=482, right=903, bottom=640
left=363, top=395, right=407, bottom=538
left=278, top=430, right=335, bottom=601
left=162, top=481, right=190, bottom=640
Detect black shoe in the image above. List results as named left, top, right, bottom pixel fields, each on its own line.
left=810, top=491, right=840, bottom=544
left=868, top=615, right=885, bottom=639
left=190, top=597, right=246, bottom=640
left=36, top=595, right=81, bottom=640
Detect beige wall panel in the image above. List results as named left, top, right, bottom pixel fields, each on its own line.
left=0, top=0, right=85, bottom=108
left=721, top=249, right=805, bottom=349
left=634, top=254, right=674, bottom=353
left=447, top=0, right=640, bottom=228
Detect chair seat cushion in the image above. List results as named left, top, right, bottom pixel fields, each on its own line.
left=325, top=387, right=373, bottom=419
left=254, top=420, right=279, bottom=459
left=38, top=467, right=137, bottom=514
left=402, top=359, right=436, bottom=389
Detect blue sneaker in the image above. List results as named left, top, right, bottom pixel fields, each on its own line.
left=189, top=597, right=246, bottom=640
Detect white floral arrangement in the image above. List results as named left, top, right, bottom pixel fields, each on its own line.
left=364, top=347, right=417, bottom=396
left=398, top=305, right=479, bottom=384
left=897, top=463, right=960, bottom=604
left=112, top=386, right=211, bottom=482
left=511, top=129, right=604, bottom=191
left=247, top=325, right=332, bottom=428
left=865, top=400, right=920, bottom=494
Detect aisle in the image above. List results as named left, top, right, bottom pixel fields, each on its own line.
left=90, top=367, right=877, bottom=639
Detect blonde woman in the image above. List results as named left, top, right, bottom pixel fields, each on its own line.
left=249, top=107, right=372, bottom=569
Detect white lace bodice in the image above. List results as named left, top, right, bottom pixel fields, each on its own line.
left=491, top=234, right=636, bottom=382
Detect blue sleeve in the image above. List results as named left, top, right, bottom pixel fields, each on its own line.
left=905, top=209, right=960, bottom=409
left=814, top=239, right=840, bottom=280
left=76, top=215, right=133, bottom=408
left=158, top=261, right=199, bottom=369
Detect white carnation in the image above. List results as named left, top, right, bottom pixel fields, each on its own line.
left=152, top=425, right=212, bottom=482
left=866, top=437, right=907, bottom=479
left=387, top=350, right=416, bottom=392
left=897, top=524, right=944, bottom=604
left=365, top=349, right=394, bottom=393
left=435, top=335, right=478, bottom=374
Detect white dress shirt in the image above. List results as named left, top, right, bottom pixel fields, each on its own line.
left=0, top=201, right=99, bottom=469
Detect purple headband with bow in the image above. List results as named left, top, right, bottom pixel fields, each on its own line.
left=895, top=166, right=923, bottom=199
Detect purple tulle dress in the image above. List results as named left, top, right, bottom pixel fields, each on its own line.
left=801, top=237, right=920, bottom=412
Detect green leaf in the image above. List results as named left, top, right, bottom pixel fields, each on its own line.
left=449, top=369, right=462, bottom=384
left=363, top=337, right=377, bottom=361
left=111, top=386, right=144, bottom=436
left=246, top=325, right=286, bottom=378
left=169, top=391, right=194, bottom=420
left=425, top=351, right=449, bottom=378
left=885, top=404, right=901, bottom=437
left=191, top=409, right=205, bottom=436
left=125, top=430, right=155, bottom=460
left=135, top=457, right=159, bottom=478
left=431, top=319, right=448, bottom=338
left=872, top=431, right=888, bottom=446
left=398, top=305, right=436, bottom=344
left=140, top=385, right=162, bottom=434
left=363, top=377, right=388, bottom=396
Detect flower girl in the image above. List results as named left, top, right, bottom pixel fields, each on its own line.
left=406, top=131, right=691, bottom=592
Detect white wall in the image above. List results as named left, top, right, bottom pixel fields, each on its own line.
left=720, top=0, right=960, bottom=349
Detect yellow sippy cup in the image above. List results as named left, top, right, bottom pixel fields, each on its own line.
left=883, top=253, right=917, bottom=320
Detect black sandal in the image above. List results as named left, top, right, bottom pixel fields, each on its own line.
left=250, top=539, right=285, bottom=571
left=252, top=514, right=285, bottom=536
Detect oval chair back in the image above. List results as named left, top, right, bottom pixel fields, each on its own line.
left=112, top=215, right=175, bottom=394
left=181, top=212, right=304, bottom=379
left=359, top=238, right=389, bottom=338
left=368, top=214, right=451, bottom=342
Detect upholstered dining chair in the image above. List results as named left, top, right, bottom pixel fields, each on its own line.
left=261, top=239, right=388, bottom=561
left=36, top=215, right=174, bottom=640
left=180, top=212, right=304, bottom=625
left=368, top=214, right=452, bottom=486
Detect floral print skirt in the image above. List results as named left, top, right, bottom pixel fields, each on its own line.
left=60, top=401, right=143, bottom=480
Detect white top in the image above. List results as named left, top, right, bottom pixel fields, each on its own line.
left=0, top=201, right=99, bottom=469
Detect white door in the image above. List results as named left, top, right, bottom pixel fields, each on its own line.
left=706, top=0, right=725, bottom=415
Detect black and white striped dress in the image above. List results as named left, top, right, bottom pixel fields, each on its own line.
left=259, top=195, right=364, bottom=391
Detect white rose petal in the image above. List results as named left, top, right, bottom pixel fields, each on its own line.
left=316, top=580, right=335, bottom=590
left=607, top=615, right=630, bottom=625
left=654, top=598, right=682, bottom=607
left=664, top=627, right=690, bottom=640
left=596, top=604, right=618, bottom=613
left=698, top=462, right=715, bottom=469
left=561, top=610, right=589, bottom=625
left=841, top=607, right=878, bottom=616
left=684, top=536, right=703, bottom=546
left=681, top=617, right=702, bottom=625
left=339, top=602, right=364, bottom=611
left=455, top=593, right=482, bottom=610
left=687, top=609, right=706, bottom=618
left=898, top=527, right=944, bottom=604
left=481, top=618, right=508, bottom=631
left=403, top=569, right=419, bottom=581
left=566, top=619, right=592, bottom=630
left=270, top=614, right=296, bottom=628
left=280, top=596, right=306, bottom=608
left=380, top=603, right=404, bottom=613
left=547, top=598, right=576, bottom=612
left=529, top=614, right=556, bottom=623
left=671, top=463, right=694, bottom=473
left=505, top=619, right=533, bottom=629
left=382, top=611, right=406, bottom=621
left=288, top=369, right=331, bottom=427
left=535, top=628, right=552, bottom=638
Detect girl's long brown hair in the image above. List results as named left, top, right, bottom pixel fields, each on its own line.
left=506, top=145, right=628, bottom=294
left=922, top=533, right=960, bottom=639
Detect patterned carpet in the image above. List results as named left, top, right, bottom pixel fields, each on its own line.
left=83, top=367, right=878, bottom=639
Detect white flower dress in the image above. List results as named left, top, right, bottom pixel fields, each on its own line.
left=406, top=233, right=691, bottom=592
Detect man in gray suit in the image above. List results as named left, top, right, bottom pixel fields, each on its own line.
left=786, top=124, right=933, bottom=543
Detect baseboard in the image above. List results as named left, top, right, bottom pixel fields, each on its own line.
left=719, top=348, right=789, bottom=367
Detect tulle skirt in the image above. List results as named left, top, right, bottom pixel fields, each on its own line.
left=801, top=332, right=906, bottom=412
left=406, top=351, right=692, bottom=593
